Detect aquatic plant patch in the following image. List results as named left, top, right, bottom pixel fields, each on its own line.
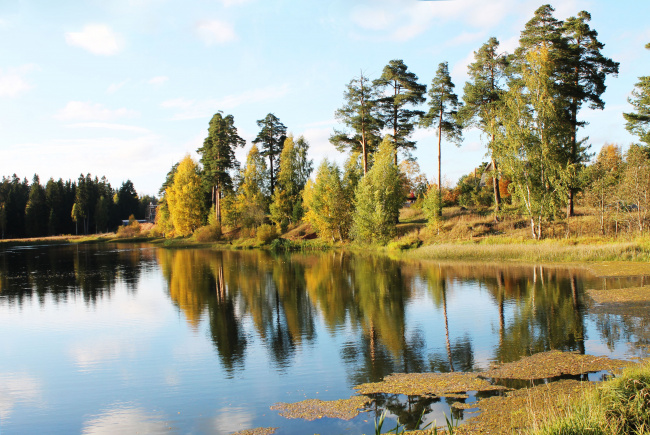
left=587, top=287, right=650, bottom=304
left=481, top=350, right=630, bottom=380
left=230, top=428, right=277, bottom=435
left=354, top=372, right=506, bottom=397
left=270, top=396, right=370, bottom=421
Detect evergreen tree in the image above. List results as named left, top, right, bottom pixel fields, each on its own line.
left=330, top=71, right=382, bottom=174
left=459, top=37, right=509, bottom=213
left=197, top=111, right=245, bottom=224
left=117, top=180, right=139, bottom=221
left=155, top=163, right=179, bottom=236
left=73, top=174, right=89, bottom=235
left=352, top=137, right=403, bottom=244
left=253, top=113, right=287, bottom=196
left=236, top=145, right=268, bottom=228
left=562, top=10, right=619, bottom=216
left=421, top=61, right=462, bottom=214
left=623, top=43, right=650, bottom=147
left=24, top=174, right=47, bottom=237
left=373, top=59, right=426, bottom=164
left=166, top=155, right=205, bottom=236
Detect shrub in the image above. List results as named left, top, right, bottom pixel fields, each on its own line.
left=194, top=224, right=222, bottom=243
left=116, top=220, right=141, bottom=238
left=257, top=224, right=278, bottom=244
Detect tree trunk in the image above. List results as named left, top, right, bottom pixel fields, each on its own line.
left=215, top=185, right=221, bottom=225
left=437, top=103, right=443, bottom=217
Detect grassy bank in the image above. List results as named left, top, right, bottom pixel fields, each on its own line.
left=529, top=362, right=650, bottom=435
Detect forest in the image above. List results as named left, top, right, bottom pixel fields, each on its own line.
left=3, top=4, right=650, bottom=244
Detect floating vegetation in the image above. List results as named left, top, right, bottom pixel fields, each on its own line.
left=270, top=395, right=370, bottom=421
left=481, top=350, right=630, bottom=380
left=355, top=372, right=506, bottom=397
left=230, top=428, right=277, bottom=435
left=588, top=287, right=650, bottom=304
left=587, top=262, right=650, bottom=277
left=454, top=380, right=592, bottom=434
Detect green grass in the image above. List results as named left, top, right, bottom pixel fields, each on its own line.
left=529, top=363, right=650, bottom=435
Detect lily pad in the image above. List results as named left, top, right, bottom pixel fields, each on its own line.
left=355, top=372, right=506, bottom=397
left=230, top=428, right=277, bottom=435
left=482, top=350, right=629, bottom=380
left=270, top=395, right=370, bottom=421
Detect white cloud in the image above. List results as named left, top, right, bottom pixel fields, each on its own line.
left=161, top=84, right=290, bottom=120
left=195, top=19, right=237, bottom=45
left=55, top=101, right=139, bottom=122
left=0, top=372, right=44, bottom=421
left=65, top=122, right=150, bottom=133
left=65, top=24, right=123, bottom=56
left=82, top=405, right=169, bottom=435
left=106, top=79, right=129, bottom=94
left=148, top=76, right=169, bottom=86
left=0, top=64, right=38, bottom=98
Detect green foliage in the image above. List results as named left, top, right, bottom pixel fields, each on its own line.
left=624, top=43, right=650, bottom=146
left=253, top=113, right=287, bottom=195
left=352, top=138, right=403, bottom=244
left=197, top=111, right=245, bottom=223
left=330, top=72, right=382, bottom=173
left=25, top=174, right=47, bottom=237
left=373, top=59, right=426, bottom=161
left=256, top=224, right=278, bottom=244
left=303, top=160, right=352, bottom=242
left=236, top=145, right=269, bottom=229
left=422, top=187, right=442, bottom=227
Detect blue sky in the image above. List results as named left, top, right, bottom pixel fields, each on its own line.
left=1, top=0, right=648, bottom=196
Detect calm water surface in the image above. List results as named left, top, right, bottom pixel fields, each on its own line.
left=0, top=244, right=648, bottom=434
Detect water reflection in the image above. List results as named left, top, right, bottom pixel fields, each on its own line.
left=81, top=404, right=170, bottom=435
left=0, top=372, right=43, bottom=422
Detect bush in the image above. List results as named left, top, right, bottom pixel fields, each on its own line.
left=116, top=220, right=141, bottom=238
left=193, top=224, right=222, bottom=242
left=257, top=224, right=278, bottom=244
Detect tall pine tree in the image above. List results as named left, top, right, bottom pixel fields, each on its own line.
left=253, top=113, right=287, bottom=196
left=373, top=59, right=426, bottom=164
left=421, top=61, right=462, bottom=212
left=624, top=43, right=650, bottom=147
left=459, top=37, right=509, bottom=214
left=197, top=111, right=245, bottom=224
left=330, top=71, right=382, bottom=174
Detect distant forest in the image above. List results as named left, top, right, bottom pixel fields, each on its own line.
left=0, top=174, right=154, bottom=239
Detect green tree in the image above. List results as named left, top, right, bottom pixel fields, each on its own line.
left=459, top=37, right=509, bottom=213
left=562, top=10, right=619, bottom=216
left=253, top=113, right=287, bottom=196
left=303, top=160, right=352, bottom=241
left=330, top=71, right=382, bottom=174
left=621, top=144, right=650, bottom=233
left=24, top=174, right=47, bottom=237
left=236, top=145, right=268, bottom=228
left=197, top=111, right=246, bottom=224
left=584, top=144, right=622, bottom=234
left=117, top=180, right=139, bottom=221
left=623, top=43, right=650, bottom=147
left=166, top=155, right=205, bottom=236
left=373, top=59, right=426, bottom=164
left=421, top=61, right=462, bottom=214
left=270, top=135, right=313, bottom=230
left=496, top=47, right=571, bottom=239
left=352, top=137, right=403, bottom=244
left=156, top=163, right=179, bottom=237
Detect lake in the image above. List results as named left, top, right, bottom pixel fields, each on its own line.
left=0, top=244, right=648, bottom=434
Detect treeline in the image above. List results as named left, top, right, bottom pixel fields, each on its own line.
left=0, top=174, right=153, bottom=239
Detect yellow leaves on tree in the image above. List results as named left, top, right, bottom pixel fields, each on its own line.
left=166, top=155, right=205, bottom=236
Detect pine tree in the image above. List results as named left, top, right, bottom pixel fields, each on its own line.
left=197, top=111, right=245, bottom=224
left=166, top=155, right=205, bottom=236
left=421, top=61, right=462, bottom=214
left=25, top=174, right=47, bottom=237
left=330, top=71, right=382, bottom=174
left=624, top=43, right=650, bottom=147
left=352, top=137, right=403, bottom=244
left=562, top=10, right=619, bottom=216
left=459, top=37, right=509, bottom=214
left=253, top=113, right=287, bottom=196
left=373, top=60, right=426, bottom=164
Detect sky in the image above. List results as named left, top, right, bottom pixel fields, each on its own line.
left=1, top=0, right=649, bottom=196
